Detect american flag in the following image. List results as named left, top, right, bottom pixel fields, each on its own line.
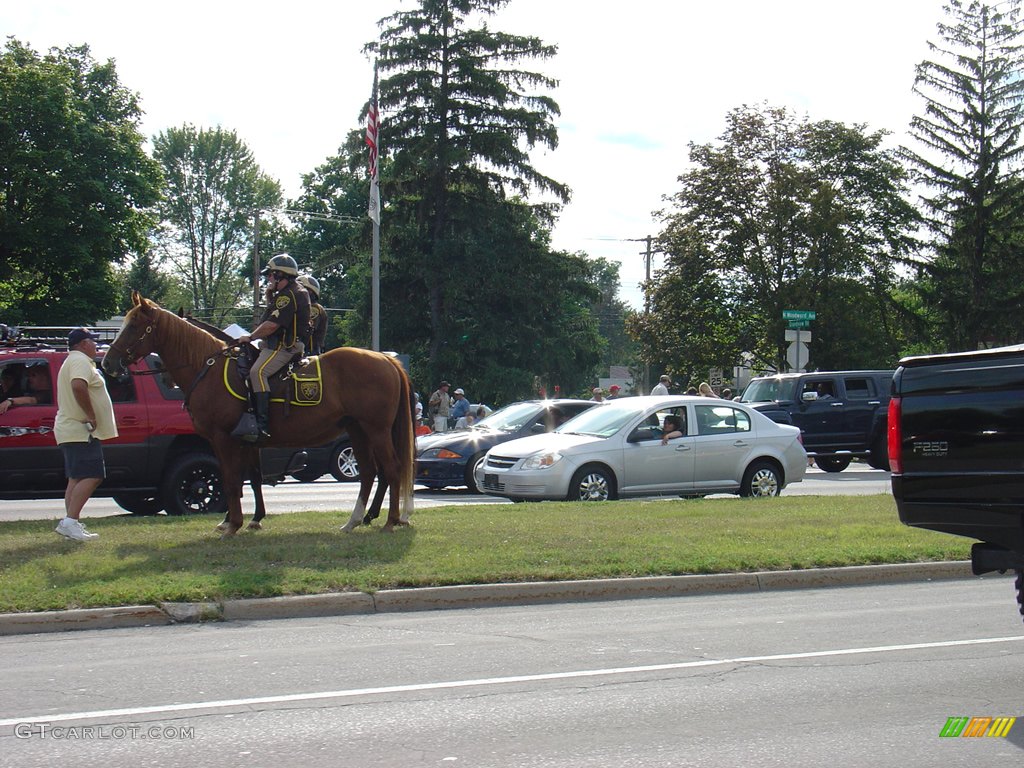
left=366, top=64, right=380, bottom=225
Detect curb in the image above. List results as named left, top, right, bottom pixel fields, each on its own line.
left=0, top=561, right=978, bottom=636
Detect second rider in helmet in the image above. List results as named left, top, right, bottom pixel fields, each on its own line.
left=238, top=254, right=310, bottom=440
left=297, top=274, right=327, bottom=356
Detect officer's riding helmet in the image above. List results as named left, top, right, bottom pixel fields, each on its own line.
left=262, top=253, right=299, bottom=278
left=297, top=274, right=321, bottom=299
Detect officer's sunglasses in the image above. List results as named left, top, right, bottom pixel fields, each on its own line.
left=268, top=271, right=286, bottom=281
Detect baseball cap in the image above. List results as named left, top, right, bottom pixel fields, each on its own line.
left=454, top=388, right=465, bottom=395
left=439, top=380, right=450, bottom=388
left=68, top=327, right=101, bottom=348
left=592, top=387, right=602, bottom=394
left=610, top=385, right=621, bottom=391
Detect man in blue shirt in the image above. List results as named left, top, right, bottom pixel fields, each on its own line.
left=451, top=387, right=472, bottom=428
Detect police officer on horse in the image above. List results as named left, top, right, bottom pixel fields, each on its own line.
left=238, top=254, right=310, bottom=441
left=297, top=274, right=327, bottom=356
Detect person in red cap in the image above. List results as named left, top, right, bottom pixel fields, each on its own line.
left=608, top=384, right=623, bottom=399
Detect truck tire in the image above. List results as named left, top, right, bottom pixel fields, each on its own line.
left=868, top=436, right=889, bottom=471
left=112, top=493, right=164, bottom=516
left=161, top=453, right=227, bottom=516
left=814, top=456, right=852, bottom=473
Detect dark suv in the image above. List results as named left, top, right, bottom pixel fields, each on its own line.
left=740, top=370, right=894, bottom=472
left=0, top=335, right=306, bottom=515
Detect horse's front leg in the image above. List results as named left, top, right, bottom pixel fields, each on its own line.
left=243, top=447, right=266, bottom=530
left=212, top=442, right=245, bottom=536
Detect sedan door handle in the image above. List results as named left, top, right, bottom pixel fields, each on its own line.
left=120, top=416, right=140, bottom=425
left=830, top=402, right=844, bottom=407
left=732, top=440, right=748, bottom=447
left=675, top=445, right=691, bottom=452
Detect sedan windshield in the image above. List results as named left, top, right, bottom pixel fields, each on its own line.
left=741, top=377, right=797, bottom=403
left=471, top=402, right=544, bottom=433
left=557, top=404, right=638, bottom=438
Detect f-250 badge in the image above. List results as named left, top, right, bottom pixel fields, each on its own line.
left=912, top=441, right=949, bottom=457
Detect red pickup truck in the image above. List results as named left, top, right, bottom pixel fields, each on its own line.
left=0, top=338, right=306, bottom=515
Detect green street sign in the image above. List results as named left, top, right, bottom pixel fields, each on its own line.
left=787, top=320, right=810, bottom=329
left=782, top=309, right=816, bottom=321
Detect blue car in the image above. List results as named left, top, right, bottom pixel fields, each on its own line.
left=415, top=399, right=598, bottom=492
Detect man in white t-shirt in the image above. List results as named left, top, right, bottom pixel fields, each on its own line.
left=54, top=328, right=118, bottom=541
left=651, top=374, right=671, bottom=396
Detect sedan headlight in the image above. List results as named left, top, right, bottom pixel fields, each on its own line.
left=420, top=447, right=464, bottom=459
left=521, top=451, right=563, bottom=471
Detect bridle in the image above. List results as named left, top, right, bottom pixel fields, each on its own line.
left=106, top=319, right=156, bottom=375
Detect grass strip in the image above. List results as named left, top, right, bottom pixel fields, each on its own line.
left=0, top=495, right=969, bottom=613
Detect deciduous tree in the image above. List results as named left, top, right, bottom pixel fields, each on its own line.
left=0, top=40, right=161, bottom=324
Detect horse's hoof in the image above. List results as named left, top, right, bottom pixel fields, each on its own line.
left=214, top=522, right=230, bottom=533
left=247, top=521, right=262, bottom=530
left=381, top=524, right=395, bottom=533
left=219, top=526, right=240, bottom=538
left=340, top=523, right=356, bottom=533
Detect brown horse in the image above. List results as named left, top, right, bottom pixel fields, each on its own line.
left=179, top=312, right=392, bottom=529
left=103, top=292, right=414, bottom=534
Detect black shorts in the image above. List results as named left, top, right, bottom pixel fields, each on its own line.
left=61, top=437, right=106, bottom=480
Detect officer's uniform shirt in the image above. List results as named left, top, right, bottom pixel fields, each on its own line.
left=260, top=280, right=310, bottom=349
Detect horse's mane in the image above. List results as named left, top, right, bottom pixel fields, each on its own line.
left=134, top=301, right=226, bottom=368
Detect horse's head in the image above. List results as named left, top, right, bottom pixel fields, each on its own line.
left=102, top=291, right=163, bottom=376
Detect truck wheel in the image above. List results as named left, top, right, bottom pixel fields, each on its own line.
left=741, top=461, right=782, bottom=497
left=568, top=465, right=617, bottom=501
left=868, top=436, right=889, bottom=471
left=161, top=453, right=227, bottom=516
left=330, top=443, right=360, bottom=482
left=112, top=493, right=164, bottom=516
left=814, top=456, right=852, bottom=473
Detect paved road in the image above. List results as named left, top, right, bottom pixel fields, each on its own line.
left=2, top=578, right=1021, bottom=767
left=0, top=465, right=892, bottom=523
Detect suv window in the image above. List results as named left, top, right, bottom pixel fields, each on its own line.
left=842, top=377, right=875, bottom=399
left=148, top=354, right=185, bottom=401
left=800, top=379, right=838, bottom=400
left=99, top=365, right=137, bottom=403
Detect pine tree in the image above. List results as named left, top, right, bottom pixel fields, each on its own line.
left=903, top=0, right=1024, bottom=349
left=366, top=0, right=570, bottom=369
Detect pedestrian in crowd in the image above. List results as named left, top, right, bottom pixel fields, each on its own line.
left=661, top=413, right=685, bottom=444
left=686, top=386, right=698, bottom=395
left=297, top=274, right=327, bottom=355
left=54, top=328, right=118, bottom=542
left=698, top=382, right=719, bottom=398
left=590, top=387, right=605, bottom=402
left=238, top=254, right=310, bottom=441
left=651, top=375, right=670, bottom=396
left=721, top=387, right=733, bottom=401
left=451, top=387, right=472, bottom=428
left=608, top=384, right=623, bottom=399
left=429, top=380, right=452, bottom=433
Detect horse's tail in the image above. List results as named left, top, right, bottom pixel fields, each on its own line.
left=388, top=357, right=416, bottom=521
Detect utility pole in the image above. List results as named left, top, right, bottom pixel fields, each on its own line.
left=251, top=209, right=261, bottom=328
left=640, top=235, right=652, bottom=393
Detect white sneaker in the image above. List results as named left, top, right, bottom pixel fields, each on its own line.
left=55, top=518, right=99, bottom=541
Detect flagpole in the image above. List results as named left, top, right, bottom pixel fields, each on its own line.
left=366, top=61, right=381, bottom=351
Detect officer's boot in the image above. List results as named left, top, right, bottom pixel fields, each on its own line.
left=254, top=392, right=272, bottom=441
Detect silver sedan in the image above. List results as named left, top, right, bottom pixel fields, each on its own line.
left=475, top=396, right=807, bottom=501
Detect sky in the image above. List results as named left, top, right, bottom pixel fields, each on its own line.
left=2, top=0, right=945, bottom=307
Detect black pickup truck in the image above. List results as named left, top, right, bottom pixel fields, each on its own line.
left=740, top=370, right=893, bottom=472
left=889, top=344, right=1024, bottom=619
